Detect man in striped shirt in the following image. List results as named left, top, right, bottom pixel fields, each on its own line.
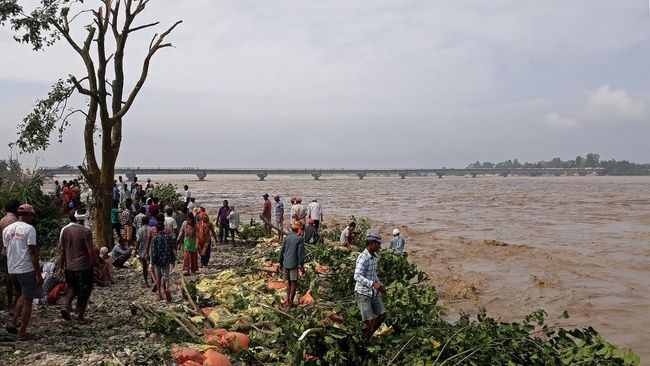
left=354, top=232, right=387, bottom=340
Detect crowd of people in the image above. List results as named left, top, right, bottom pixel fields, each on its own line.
left=1, top=177, right=407, bottom=342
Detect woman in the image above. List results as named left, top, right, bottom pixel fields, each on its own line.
left=177, top=214, right=198, bottom=275
left=197, top=213, right=218, bottom=267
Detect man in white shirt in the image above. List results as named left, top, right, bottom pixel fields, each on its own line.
left=339, top=221, right=357, bottom=248
left=183, top=185, right=191, bottom=203
left=227, top=206, right=241, bottom=243
left=3, top=204, right=42, bottom=341
left=307, top=199, right=323, bottom=232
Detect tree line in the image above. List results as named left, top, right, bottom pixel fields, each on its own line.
left=467, top=153, right=650, bottom=176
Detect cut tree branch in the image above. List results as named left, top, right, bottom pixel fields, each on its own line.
left=128, top=21, right=159, bottom=33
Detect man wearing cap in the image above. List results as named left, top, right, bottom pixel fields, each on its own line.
left=58, top=208, right=100, bottom=322
left=279, top=221, right=305, bottom=307
left=0, top=199, right=20, bottom=313
left=261, top=194, right=272, bottom=237
left=389, top=229, right=406, bottom=254
left=354, top=232, right=387, bottom=341
left=291, top=197, right=307, bottom=227
left=3, top=204, right=42, bottom=340
left=273, top=194, right=284, bottom=241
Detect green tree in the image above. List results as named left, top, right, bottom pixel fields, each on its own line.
left=584, top=153, right=600, bottom=168
left=1, top=0, right=181, bottom=246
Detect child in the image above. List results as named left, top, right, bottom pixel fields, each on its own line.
left=151, top=221, right=175, bottom=301
left=177, top=214, right=198, bottom=275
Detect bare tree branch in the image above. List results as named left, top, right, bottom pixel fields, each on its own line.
left=111, top=20, right=182, bottom=122
left=128, top=21, right=159, bottom=33
left=69, top=75, right=93, bottom=96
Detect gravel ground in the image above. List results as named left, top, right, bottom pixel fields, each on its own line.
left=0, top=240, right=259, bottom=365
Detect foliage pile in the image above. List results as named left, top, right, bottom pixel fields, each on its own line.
left=149, top=183, right=185, bottom=210
left=147, top=230, right=640, bottom=365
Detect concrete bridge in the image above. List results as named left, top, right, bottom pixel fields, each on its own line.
left=37, top=166, right=603, bottom=181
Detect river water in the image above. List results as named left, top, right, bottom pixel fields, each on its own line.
left=109, top=175, right=650, bottom=359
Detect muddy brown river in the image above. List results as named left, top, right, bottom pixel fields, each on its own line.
left=86, top=174, right=650, bottom=360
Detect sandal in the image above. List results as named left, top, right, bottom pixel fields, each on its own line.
left=16, top=334, right=29, bottom=342
left=60, top=309, right=72, bottom=321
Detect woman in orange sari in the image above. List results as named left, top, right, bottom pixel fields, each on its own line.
left=197, top=213, right=218, bottom=267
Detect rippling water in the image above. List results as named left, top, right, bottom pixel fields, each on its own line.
left=101, top=174, right=650, bottom=359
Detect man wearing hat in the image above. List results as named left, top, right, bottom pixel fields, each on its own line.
left=279, top=221, right=305, bottom=307
left=3, top=204, right=41, bottom=340
left=354, top=232, right=387, bottom=341
left=261, top=193, right=272, bottom=237
left=389, top=229, right=406, bottom=254
left=58, top=208, right=100, bottom=322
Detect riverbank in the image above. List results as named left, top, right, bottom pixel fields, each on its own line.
left=0, top=240, right=258, bottom=365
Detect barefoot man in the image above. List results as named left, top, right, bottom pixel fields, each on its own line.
left=58, top=208, right=100, bottom=323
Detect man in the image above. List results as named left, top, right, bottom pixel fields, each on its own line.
left=0, top=199, right=20, bottom=312
left=164, top=208, right=178, bottom=236
left=112, top=181, right=120, bottom=206
left=354, top=232, right=387, bottom=341
left=187, top=197, right=197, bottom=211
left=120, top=199, right=134, bottom=246
left=130, top=176, right=138, bottom=193
left=134, top=207, right=147, bottom=233
left=304, top=219, right=319, bottom=245
left=389, top=229, right=406, bottom=254
left=111, top=238, right=131, bottom=268
left=135, top=216, right=150, bottom=285
left=291, top=197, right=307, bottom=226
left=175, top=207, right=188, bottom=234
left=278, top=222, right=305, bottom=308
left=58, top=209, right=99, bottom=323
left=227, top=206, right=241, bottom=243
left=340, top=221, right=357, bottom=248
left=273, top=194, right=284, bottom=242
left=217, top=200, right=230, bottom=244
left=261, top=194, right=272, bottom=237
left=4, top=204, right=42, bottom=341
left=183, top=185, right=191, bottom=203
left=307, top=199, right=323, bottom=232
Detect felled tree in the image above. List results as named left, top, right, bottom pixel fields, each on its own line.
left=0, top=0, right=181, bottom=246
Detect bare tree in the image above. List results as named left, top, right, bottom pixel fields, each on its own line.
left=1, top=0, right=181, bottom=246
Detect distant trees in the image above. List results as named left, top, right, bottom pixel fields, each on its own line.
left=467, top=153, right=649, bottom=176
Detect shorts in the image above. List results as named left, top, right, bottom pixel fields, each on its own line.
left=65, top=268, right=94, bottom=301
left=283, top=268, right=298, bottom=281
left=11, top=272, right=43, bottom=301
left=356, top=292, right=386, bottom=322
left=155, top=264, right=171, bottom=278
left=121, top=226, right=133, bottom=241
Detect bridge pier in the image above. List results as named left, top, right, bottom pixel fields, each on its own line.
left=311, top=172, right=322, bottom=180
left=257, top=173, right=268, bottom=181
left=472, top=172, right=478, bottom=178
left=126, top=172, right=137, bottom=182
left=196, top=171, right=207, bottom=181
left=398, top=172, right=407, bottom=179
left=437, top=172, right=445, bottom=178
left=357, top=172, right=366, bottom=180
left=500, top=171, right=509, bottom=177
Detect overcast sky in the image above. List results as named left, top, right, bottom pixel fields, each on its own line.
left=1, top=1, right=649, bottom=168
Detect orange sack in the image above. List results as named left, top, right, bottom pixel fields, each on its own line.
left=203, top=349, right=231, bottom=366
left=267, top=281, right=287, bottom=289
left=299, top=289, right=315, bottom=305
left=171, top=346, right=205, bottom=364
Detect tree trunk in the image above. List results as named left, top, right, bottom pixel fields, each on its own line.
left=94, top=187, right=114, bottom=249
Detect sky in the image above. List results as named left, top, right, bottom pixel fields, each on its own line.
left=1, top=0, right=649, bottom=169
